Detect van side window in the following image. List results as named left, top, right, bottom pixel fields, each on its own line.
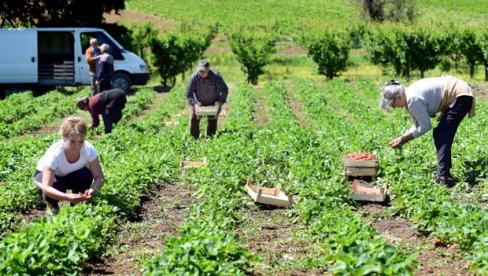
left=80, top=32, right=124, bottom=60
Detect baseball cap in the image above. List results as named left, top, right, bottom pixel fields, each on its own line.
left=197, top=60, right=210, bottom=71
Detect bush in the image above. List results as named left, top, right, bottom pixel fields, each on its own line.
left=228, top=31, right=276, bottom=85
left=303, top=30, right=351, bottom=80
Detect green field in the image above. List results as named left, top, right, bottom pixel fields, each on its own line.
left=0, top=0, right=487, bottom=275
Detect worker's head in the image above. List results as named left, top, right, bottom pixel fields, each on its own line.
left=89, top=38, right=98, bottom=47
left=61, top=117, right=87, bottom=137
left=197, top=59, right=210, bottom=78
left=100, top=43, right=111, bottom=54
left=76, top=97, right=89, bottom=111
left=380, top=80, right=405, bottom=110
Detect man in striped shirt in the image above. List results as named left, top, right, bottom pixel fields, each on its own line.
left=186, top=60, right=228, bottom=138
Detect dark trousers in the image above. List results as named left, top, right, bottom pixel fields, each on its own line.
left=102, top=96, right=126, bottom=134
left=90, top=74, right=99, bottom=96
left=99, top=78, right=112, bottom=92
left=189, top=110, right=218, bottom=139
left=433, top=96, right=473, bottom=178
left=34, top=167, right=93, bottom=207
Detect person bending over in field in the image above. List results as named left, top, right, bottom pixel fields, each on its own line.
left=76, top=88, right=127, bottom=134
left=379, top=76, right=476, bottom=186
left=34, top=117, right=104, bottom=215
left=186, top=59, right=228, bottom=138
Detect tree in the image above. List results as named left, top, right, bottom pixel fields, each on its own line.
left=360, top=0, right=417, bottom=23
left=458, top=30, right=484, bottom=79
left=0, top=0, right=125, bottom=28
left=477, top=31, right=488, bottom=81
left=131, top=23, right=158, bottom=60
left=150, top=27, right=214, bottom=88
left=228, top=31, right=276, bottom=85
left=304, top=31, right=351, bottom=80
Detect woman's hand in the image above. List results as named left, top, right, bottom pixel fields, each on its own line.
left=69, top=193, right=89, bottom=204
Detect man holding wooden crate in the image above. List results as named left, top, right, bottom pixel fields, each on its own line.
left=186, top=60, right=228, bottom=138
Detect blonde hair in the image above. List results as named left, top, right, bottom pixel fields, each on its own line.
left=60, top=117, right=87, bottom=138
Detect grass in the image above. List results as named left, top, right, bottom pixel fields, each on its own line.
left=117, top=1, right=488, bottom=87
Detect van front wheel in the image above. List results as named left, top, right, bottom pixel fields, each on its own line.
left=112, top=72, right=131, bottom=94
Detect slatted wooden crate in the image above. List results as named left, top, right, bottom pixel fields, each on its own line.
left=195, top=105, right=219, bottom=117
left=246, top=177, right=292, bottom=208
left=351, top=179, right=388, bottom=203
left=343, top=153, right=378, bottom=182
left=180, top=156, right=207, bottom=168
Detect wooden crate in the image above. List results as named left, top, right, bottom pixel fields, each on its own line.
left=180, top=156, right=207, bottom=168
left=53, top=61, right=74, bottom=80
left=351, top=179, right=388, bottom=203
left=195, top=105, right=219, bottom=117
left=343, top=154, right=378, bottom=168
left=343, top=153, right=378, bottom=182
left=246, top=177, right=292, bottom=208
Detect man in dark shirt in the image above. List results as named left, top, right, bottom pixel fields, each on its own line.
left=96, top=44, right=114, bottom=92
left=186, top=60, right=229, bottom=138
left=76, top=89, right=127, bottom=134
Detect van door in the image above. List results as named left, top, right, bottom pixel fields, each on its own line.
left=78, top=32, right=93, bottom=85
left=38, top=31, right=75, bottom=85
left=0, top=29, right=38, bottom=84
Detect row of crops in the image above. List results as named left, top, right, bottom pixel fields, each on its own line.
left=0, top=79, right=486, bottom=274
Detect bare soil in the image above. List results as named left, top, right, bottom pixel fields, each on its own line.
left=275, top=41, right=307, bottom=56
left=131, top=88, right=170, bottom=122
left=287, top=94, right=312, bottom=126
left=253, top=88, right=271, bottom=126
left=237, top=207, right=326, bottom=275
left=104, top=10, right=177, bottom=32
left=22, top=208, right=46, bottom=224
left=471, top=83, right=488, bottom=100
left=360, top=204, right=471, bottom=276
left=82, top=183, right=196, bottom=275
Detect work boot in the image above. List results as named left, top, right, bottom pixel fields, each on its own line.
left=435, top=175, right=455, bottom=188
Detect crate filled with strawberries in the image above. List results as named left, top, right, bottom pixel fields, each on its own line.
left=343, top=152, right=378, bottom=182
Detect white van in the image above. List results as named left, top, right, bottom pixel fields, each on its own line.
left=0, top=28, right=149, bottom=93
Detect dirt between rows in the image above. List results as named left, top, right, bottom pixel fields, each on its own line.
left=361, top=204, right=471, bottom=276
left=237, top=207, right=326, bottom=276
left=82, top=183, right=196, bottom=275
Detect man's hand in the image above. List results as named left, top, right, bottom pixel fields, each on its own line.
left=190, top=104, right=197, bottom=119
left=217, top=102, right=223, bottom=115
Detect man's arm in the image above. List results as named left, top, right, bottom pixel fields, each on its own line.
left=216, top=75, right=229, bottom=104
left=91, top=110, right=100, bottom=128
left=186, top=76, right=198, bottom=105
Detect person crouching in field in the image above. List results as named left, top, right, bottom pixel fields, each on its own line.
left=77, top=88, right=127, bottom=134
left=186, top=60, right=228, bottom=138
left=34, top=117, right=104, bottom=215
left=380, top=76, right=476, bottom=186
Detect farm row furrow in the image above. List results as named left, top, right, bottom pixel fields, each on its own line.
left=144, top=84, right=259, bottom=275
left=300, top=79, right=488, bottom=273
left=0, top=88, right=156, bottom=238
left=0, top=89, right=89, bottom=139
left=0, top=85, right=189, bottom=274
left=262, top=81, right=417, bottom=274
